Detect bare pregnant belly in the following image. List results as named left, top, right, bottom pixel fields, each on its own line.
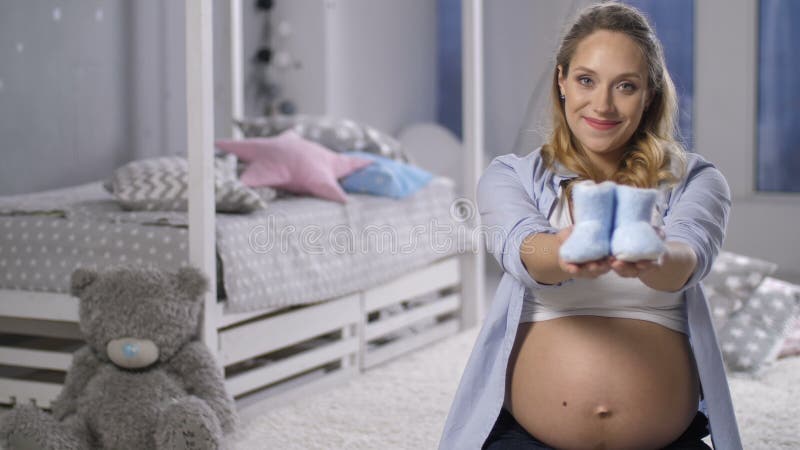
left=507, top=316, right=700, bottom=450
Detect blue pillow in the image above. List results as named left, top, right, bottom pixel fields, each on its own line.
left=340, top=151, right=433, bottom=199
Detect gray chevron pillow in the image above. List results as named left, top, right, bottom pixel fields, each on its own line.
left=235, top=115, right=412, bottom=163
left=110, top=156, right=268, bottom=213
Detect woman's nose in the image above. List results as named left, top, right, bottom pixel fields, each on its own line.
left=592, top=88, right=615, bottom=114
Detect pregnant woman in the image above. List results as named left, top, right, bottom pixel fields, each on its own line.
left=439, top=3, right=742, bottom=450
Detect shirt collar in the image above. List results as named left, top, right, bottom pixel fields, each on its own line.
left=550, top=159, right=580, bottom=187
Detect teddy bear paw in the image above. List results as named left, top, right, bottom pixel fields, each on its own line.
left=156, top=397, right=223, bottom=450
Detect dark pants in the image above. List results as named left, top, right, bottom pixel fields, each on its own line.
left=483, top=408, right=711, bottom=450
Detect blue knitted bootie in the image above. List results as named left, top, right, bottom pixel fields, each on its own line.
left=610, top=184, right=665, bottom=261
left=559, top=180, right=616, bottom=263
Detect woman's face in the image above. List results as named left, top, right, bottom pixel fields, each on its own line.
left=558, top=30, right=650, bottom=160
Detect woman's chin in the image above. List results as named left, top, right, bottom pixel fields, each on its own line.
left=580, top=141, right=620, bottom=155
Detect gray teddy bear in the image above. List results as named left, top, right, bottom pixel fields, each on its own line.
left=0, top=266, right=237, bottom=450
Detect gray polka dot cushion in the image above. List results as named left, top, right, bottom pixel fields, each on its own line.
left=235, top=115, right=411, bottom=163
left=778, top=315, right=800, bottom=358
left=110, top=156, right=269, bottom=213
left=718, top=276, right=800, bottom=374
left=702, top=251, right=778, bottom=331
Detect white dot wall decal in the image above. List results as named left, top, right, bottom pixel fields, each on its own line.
left=52, top=7, right=62, bottom=21
left=95, top=8, right=104, bottom=22
left=16, top=43, right=24, bottom=53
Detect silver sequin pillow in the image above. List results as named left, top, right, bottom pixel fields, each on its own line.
left=110, top=156, right=269, bottom=213
left=718, top=277, right=800, bottom=373
left=702, top=251, right=778, bottom=331
left=235, top=115, right=411, bottom=163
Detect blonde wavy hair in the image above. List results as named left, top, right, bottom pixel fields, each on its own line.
left=542, top=2, right=687, bottom=196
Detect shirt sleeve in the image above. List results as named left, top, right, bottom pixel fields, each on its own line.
left=663, top=161, right=731, bottom=293
left=477, top=156, right=570, bottom=290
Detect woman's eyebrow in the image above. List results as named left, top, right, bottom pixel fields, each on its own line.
left=572, top=66, right=643, bottom=80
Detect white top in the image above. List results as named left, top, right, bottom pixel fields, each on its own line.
left=519, top=185, right=688, bottom=334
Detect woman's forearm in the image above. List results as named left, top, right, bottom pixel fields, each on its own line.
left=638, top=241, right=697, bottom=292
left=520, top=232, right=573, bottom=285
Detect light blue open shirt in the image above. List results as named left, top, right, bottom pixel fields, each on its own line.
left=439, top=148, right=743, bottom=450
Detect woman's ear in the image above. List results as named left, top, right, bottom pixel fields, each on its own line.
left=557, top=65, right=566, bottom=97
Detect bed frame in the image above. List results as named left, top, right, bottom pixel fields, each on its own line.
left=0, top=255, right=464, bottom=410
left=0, top=0, right=486, bottom=411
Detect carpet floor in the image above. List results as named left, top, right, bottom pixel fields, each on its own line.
left=234, top=326, right=800, bottom=450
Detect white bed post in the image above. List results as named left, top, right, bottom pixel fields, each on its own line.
left=186, top=0, right=219, bottom=356
left=460, top=0, right=486, bottom=329
left=230, top=0, right=244, bottom=139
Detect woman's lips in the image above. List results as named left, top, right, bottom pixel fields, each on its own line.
left=584, top=117, right=621, bottom=131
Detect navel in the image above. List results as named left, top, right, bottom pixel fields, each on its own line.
left=594, top=405, right=612, bottom=418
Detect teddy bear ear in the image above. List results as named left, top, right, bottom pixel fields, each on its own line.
left=70, top=268, right=98, bottom=297
left=176, top=266, right=209, bottom=300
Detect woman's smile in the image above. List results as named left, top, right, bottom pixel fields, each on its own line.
left=583, top=116, right=622, bottom=131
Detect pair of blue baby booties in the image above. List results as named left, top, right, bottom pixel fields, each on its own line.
left=559, top=180, right=664, bottom=264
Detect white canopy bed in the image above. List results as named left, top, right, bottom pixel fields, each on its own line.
left=0, top=0, right=486, bottom=410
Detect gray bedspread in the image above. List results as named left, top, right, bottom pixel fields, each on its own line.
left=0, top=179, right=474, bottom=313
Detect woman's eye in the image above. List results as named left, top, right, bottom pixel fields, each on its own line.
left=578, top=77, right=593, bottom=86
left=618, top=82, right=636, bottom=92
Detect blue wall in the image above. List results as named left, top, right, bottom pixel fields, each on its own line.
left=436, top=0, right=462, bottom=139
left=757, top=0, right=800, bottom=192
left=625, top=0, right=695, bottom=150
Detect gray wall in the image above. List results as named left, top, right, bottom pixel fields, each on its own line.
left=483, top=0, right=589, bottom=159
left=0, top=1, right=129, bottom=195
left=1, top=0, right=435, bottom=195
left=0, top=1, right=233, bottom=195
left=695, top=0, right=800, bottom=280
left=258, top=0, right=438, bottom=135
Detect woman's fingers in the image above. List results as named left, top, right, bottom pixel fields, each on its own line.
left=611, top=261, right=637, bottom=277
left=562, top=258, right=611, bottom=278
left=563, top=255, right=661, bottom=279
left=608, top=257, right=660, bottom=278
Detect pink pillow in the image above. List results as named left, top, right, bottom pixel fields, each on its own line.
left=215, top=131, right=372, bottom=203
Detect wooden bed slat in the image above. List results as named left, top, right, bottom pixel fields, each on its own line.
left=219, top=294, right=359, bottom=366
left=217, top=303, right=282, bottom=329
left=0, top=317, right=82, bottom=340
left=226, top=337, right=358, bottom=398
left=0, top=290, right=78, bottom=322
left=0, top=346, right=73, bottom=372
left=363, top=257, right=460, bottom=313
left=0, top=378, right=62, bottom=408
left=363, top=319, right=460, bottom=370
left=364, top=293, right=461, bottom=341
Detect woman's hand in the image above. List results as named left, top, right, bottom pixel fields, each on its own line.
left=556, top=225, right=667, bottom=279
left=556, top=226, right=612, bottom=279
left=609, top=225, right=666, bottom=278
left=608, top=257, right=660, bottom=278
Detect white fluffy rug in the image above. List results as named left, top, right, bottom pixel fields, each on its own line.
left=234, top=327, right=800, bottom=449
